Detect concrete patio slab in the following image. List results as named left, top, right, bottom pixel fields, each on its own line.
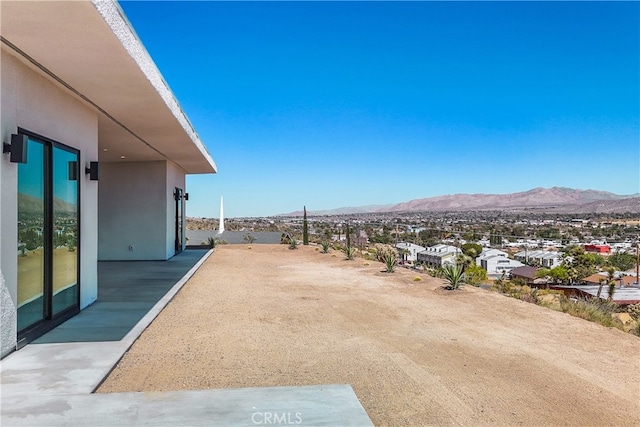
left=1, top=248, right=373, bottom=426
left=1, top=384, right=373, bottom=426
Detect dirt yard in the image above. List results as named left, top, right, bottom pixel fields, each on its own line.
left=98, top=245, right=640, bottom=426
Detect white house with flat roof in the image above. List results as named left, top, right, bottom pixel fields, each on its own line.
left=514, top=250, right=562, bottom=268
left=417, top=244, right=459, bottom=268
left=1, top=0, right=216, bottom=357
left=476, top=248, right=508, bottom=266
left=480, top=256, right=525, bottom=276
left=395, top=242, right=426, bottom=263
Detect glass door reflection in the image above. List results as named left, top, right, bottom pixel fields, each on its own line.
left=52, top=147, right=79, bottom=315
left=17, top=139, right=46, bottom=331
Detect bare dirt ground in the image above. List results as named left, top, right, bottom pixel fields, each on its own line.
left=98, top=244, right=640, bottom=426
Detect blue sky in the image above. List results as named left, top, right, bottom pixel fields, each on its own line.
left=119, top=1, right=639, bottom=218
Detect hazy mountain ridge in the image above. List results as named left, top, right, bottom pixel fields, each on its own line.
left=285, top=187, right=639, bottom=216
left=287, top=204, right=394, bottom=217
left=383, top=187, right=634, bottom=213
left=18, top=192, right=76, bottom=213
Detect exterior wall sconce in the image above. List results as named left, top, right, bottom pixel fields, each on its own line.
left=184, top=193, right=189, bottom=201
left=3, top=133, right=28, bottom=163
left=85, top=161, right=99, bottom=180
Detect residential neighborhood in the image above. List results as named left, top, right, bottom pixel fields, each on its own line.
left=202, top=210, right=640, bottom=307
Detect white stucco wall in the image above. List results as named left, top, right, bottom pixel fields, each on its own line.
left=1, top=49, right=99, bottom=356
left=165, top=162, right=186, bottom=259
left=98, top=160, right=174, bottom=260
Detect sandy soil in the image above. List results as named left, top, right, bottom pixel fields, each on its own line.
left=98, top=244, right=640, bottom=426
left=18, top=248, right=77, bottom=303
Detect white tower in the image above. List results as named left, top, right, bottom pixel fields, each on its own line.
left=217, top=196, right=225, bottom=235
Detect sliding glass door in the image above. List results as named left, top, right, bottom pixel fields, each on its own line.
left=17, top=131, right=80, bottom=340
left=52, top=147, right=79, bottom=315
left=17, top=139, right=46, bottom=331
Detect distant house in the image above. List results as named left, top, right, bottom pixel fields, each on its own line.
left=514, top=250, right=562, bottom=268
left=551, top=285, right=640, bottom=305
left=508, top=266, right=540, bottom=284
left=584, top=244, right=611, bottom=254
left=476, top=248, right=508, bottom=265
left=417, top=244, right=459, bottom=268
left=480, top=255, right=525, bottom=276
left=582, top=273, right=637, bottom=287
left=477, top=237, right=491, bottom=247
left=395, top=242, right=426, bottom=263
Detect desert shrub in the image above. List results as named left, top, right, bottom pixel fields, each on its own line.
left=373, top=244, right=397, bottom=263
left=344, top=246, right=356, bottom=260
left=381, top=250, right=398, bottom=273
left=464, top=264, right=488, bottom=286
left=413, top=276, right=423, bottom=282
left=558, top=296, right=620, bottom=329
left=320, top=240, right=331, bottom=254
left=625, top=304, right=640, bottom=320
left=363, top=262, right=370, bottom=266
left=207, top=237, right=219, bottom=248
left=511, top=277, right=527, bottom=286
left=520, top=286, right=540, bottom=304
left=492, top=279, right=514, bottom=295
left=289, top=238, right=298, bottom=250
left=631, top=321, right=640, bottom=337
left=441, top=263, right=465, bottom=290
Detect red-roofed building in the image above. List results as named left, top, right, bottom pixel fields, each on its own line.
left=584, top=244, right=611, bottom=254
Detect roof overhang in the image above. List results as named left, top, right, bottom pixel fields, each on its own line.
left=1, top=0, right=217, bottom=174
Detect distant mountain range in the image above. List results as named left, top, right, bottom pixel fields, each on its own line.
left=18, top=192, right=76, bottom=213
left=285, top=187, right=640, bottom=216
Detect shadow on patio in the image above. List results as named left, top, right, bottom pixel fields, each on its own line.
left=33, top=249, right=210, bottom=344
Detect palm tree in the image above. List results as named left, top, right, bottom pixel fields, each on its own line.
left=401, top=248, right=410, bottom=264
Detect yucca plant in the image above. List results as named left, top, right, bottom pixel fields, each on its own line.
left=441, top=263, right=465, bottom=290
left=289, top=237, right=298, bottom=250
left=320, top=240, right=331, bottom=254
left=344, top=246, right=356, bottom=260
left=207, top=237, right=219, bottom=249
left=381, top=251, right=398, bottom=273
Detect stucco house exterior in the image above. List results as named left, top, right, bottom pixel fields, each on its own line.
left=417, top=244, right=459, bottom=268
left=1, top=0, right=216, bottom=357
left=513, top=250, right=562, bottom=268
left=480, top=255, right=524, bottom=276
left=476, top=248, right=508, bottom=265
left=395, top=242, right=426, bottom=263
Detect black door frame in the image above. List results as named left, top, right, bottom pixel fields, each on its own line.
left=174, top=187, right=184, bottom=255
left=16, top=128, right=81, bottom=348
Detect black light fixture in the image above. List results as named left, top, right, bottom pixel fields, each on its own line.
left=3, top=133, right=28, bottom=163
left=85, top=161, right=99, bottom=180
left=184, top=193, right=189, bottom=201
